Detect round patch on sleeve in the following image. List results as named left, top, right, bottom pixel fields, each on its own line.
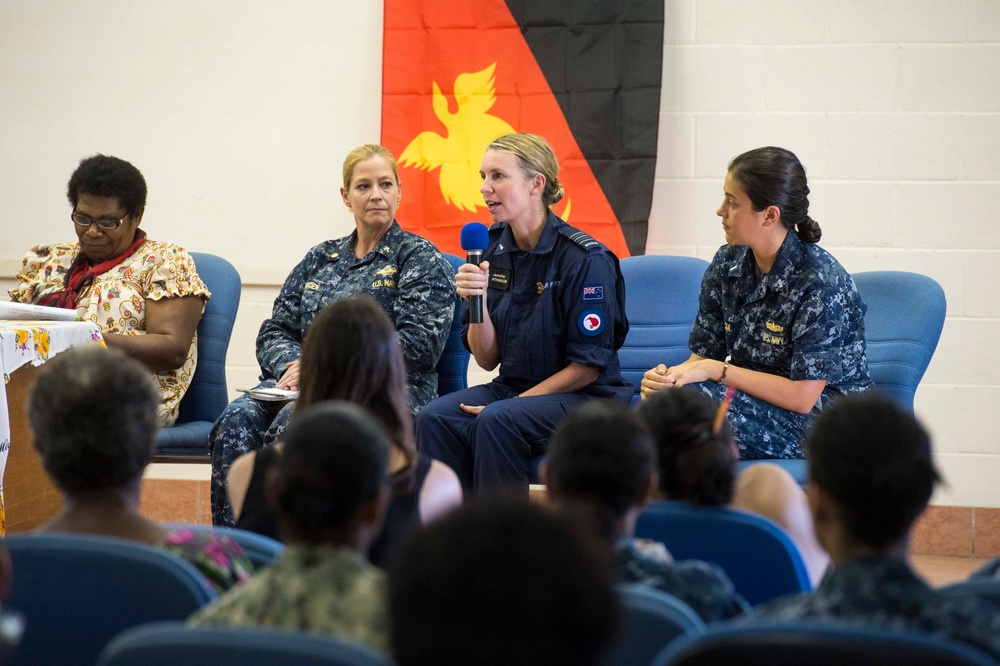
left=578, top=308, right=606, bottom=337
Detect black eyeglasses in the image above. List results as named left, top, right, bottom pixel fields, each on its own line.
left=72, top=212, right=129, bottom=230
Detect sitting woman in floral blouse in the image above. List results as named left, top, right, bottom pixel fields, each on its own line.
left=28, top=346, right=252, bottom=593
left=10, top=154, right=209, bottom=427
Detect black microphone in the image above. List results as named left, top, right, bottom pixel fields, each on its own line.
left=460, top=222, right=490, bottom=324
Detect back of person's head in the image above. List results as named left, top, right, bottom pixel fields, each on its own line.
left=272, top=401, right=390, bottom=543
left=727, top=146, right=821, bottom=243
left=67, top=154, right=148, bottom=218
left=297, top=295, right=414, bottom=463
left=807, top=393, right=940, bottom=549
left=28, top=346, right=159, bottom=496
left=545, top=400, right=655, bottom=538
left=635, top=388, right=736, bottom=506
left=487, top=132, right=564, bottom=206
left=388, top=498, right=619, bottom=666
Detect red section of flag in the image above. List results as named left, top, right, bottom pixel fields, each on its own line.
left=381, top=0, right=630, bottom=259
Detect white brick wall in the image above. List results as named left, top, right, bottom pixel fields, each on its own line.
left=651, top=0, right=1000, bottom=507
left=2, top=0, right=998, bottom=507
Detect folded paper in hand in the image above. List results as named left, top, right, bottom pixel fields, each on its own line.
left=238, top=387, right=300, bottom=402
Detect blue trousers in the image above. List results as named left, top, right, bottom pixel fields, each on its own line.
left=209, top=380, right=295, bottom=526
left=415, top=382, right=596, bottom=497
left=688, top=381, right=814, bottom=459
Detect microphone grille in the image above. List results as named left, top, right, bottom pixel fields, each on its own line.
left=460, top=222, right=490, bottom=251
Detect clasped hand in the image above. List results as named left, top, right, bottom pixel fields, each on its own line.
left=640, top=359, right=715, bottom=398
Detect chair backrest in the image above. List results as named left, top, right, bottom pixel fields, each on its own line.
left=4, top=533, right=217, bottom=666
left=98, top=621, right=394, bottom=666
left=634, top=501, right=811, bottom=606
left=653, top=621, right=997, bottom=666
left=618, top=255, right=709, bottom=403
left=438, top=253, right=471, bottom=397
left=604, top=584, right=705, bottom=666
left=163, top=523, right=285, bottom=569
left=176, top=252, right=242, bottom=424
left=941, top=579, right=1000, bottom=607
left=852, top=271, right=946, bottom=412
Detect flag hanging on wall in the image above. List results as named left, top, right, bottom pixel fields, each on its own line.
left=381, top=0, right=663, bottom=258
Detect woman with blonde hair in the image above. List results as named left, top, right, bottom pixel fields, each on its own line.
left=210, top=144, right=456, bottom=526
left=416, top=133, right=631, bottom=495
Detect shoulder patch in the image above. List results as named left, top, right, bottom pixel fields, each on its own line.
left=558, top=226, right=600, bottom=252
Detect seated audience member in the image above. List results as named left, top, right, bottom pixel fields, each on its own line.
left=12, top=154, right=209, bottom=426
left=752, top=393, right=1000, bottom=660
left=226, top=295, right=461, bottom=566
left=191, top=401, right=391, bottom=652
left=209, top=143, right=455, bottom=527
left=543, top=400, right=749, bottom=621
left=388, top=498, right=618, bottom=666
left=640, top=147, right=871, bottom=460
left=636, top=388, right=829, bottom=586
left=28, top=346, right=251, bottom=592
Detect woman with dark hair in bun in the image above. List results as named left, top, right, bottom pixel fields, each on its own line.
left=641, top=147, right=872, bottom=460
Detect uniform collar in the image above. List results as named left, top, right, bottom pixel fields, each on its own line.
left=349, top=220, right=402, bottom=260
left=728, top=230, right=804, bottom=286
left=493, top=210, right=561, bottom=256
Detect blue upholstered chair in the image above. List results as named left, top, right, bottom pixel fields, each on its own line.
left=98, top=621, right=394, bottom=666
left=604, top=584, right=704, bottom=666
left=634, top=501, right=811, bottom=606
left=652, top=621, right=996, bottom=666
left=439, top=253, right=471, bottom=397
left=4, top=533, right=217, bottom=666
left=163, top=523, right=284, bottom=569
left=618, top=255, right=709, bottom=405
left=852, top=271, right=947, bottom=412
left=155, top=252, right=242, bottom=457
left=739, top=270, right=947, bottom=485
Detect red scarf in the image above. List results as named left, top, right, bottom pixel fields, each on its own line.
left=36, top=230, right=148, bottom=310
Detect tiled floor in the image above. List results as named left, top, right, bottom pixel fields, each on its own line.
left=910, top=555, right=988, bottom=588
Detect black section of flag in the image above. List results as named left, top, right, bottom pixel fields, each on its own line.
left=504, top=0, right=664, bottom=256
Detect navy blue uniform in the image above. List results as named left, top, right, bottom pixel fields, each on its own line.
left=688, top=231, right=872, bottom=459
left=416, top=212, right=631, bottom=493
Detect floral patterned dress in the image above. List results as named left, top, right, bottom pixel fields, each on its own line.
left=161, top=528, right=254, bottom=593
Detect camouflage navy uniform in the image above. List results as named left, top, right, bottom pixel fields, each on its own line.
left=615, top=537, right=749, bottom=622
left=210, top=221, right=454, bottom=525
left=189, top=544, right=389, bottom=653
left=416, top=212, right=632, bottom=494
left=688, top=231, right=872, bottom=459
left=751, top=555, right=1000, bottom=660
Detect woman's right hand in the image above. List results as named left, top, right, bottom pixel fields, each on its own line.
left=456, top=260, right=489, bottom=302
left=640, top=363, right=675, bottom=398
left=276, top=359, right=301, bottom=390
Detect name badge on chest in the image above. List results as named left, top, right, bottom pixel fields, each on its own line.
left=489, top=268, right=512, bottom=291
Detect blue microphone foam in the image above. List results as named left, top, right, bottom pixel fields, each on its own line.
left=460, top=222, right=490, bottom=251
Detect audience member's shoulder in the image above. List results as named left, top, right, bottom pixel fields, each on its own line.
left=20, top=242, right=77, bottom=264
left=969, top=558, right=1000, bottom=581
left=163, top=528, right=254, bottom=592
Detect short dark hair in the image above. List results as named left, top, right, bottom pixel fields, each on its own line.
left=807, top=393, right=940, bottom=548
left=635, top=388, right=736, bottom=506
left=66, top=154, right=147, bottom=218
left=275, top=401, right=389, bottom=535
left=28, top=346, right=159, bottom=495
left=728, top=146, right=821, bottom=243
left=298, top=295, right=414, bottom=471
left=546, top=400, right=654, bottom=523
left=388, top=499, right=619, bottom=666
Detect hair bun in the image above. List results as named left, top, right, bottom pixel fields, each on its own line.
left=797, top=215, right=822, bottom=243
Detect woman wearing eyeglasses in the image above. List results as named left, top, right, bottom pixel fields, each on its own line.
left=9, top=154, right=208, bottom=427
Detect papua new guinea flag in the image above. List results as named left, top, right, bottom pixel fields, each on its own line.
left=381, top=0, right=663, bottom=258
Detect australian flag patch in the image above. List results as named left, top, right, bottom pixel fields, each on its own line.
left=582, top=284, right=604, bottom=302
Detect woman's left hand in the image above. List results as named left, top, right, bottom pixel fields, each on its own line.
left=664, top=358, right=719, bottom=387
